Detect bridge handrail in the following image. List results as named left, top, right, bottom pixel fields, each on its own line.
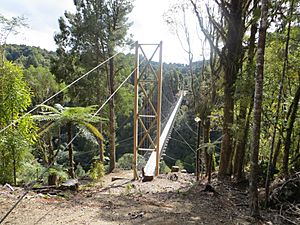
left=143, top=92, right=183, bottom=176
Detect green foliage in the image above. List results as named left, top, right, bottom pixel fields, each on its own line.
left=75, top=163, right=86, bottom=177
left=175, top=160, right=184, bottom=170
left=259, top=28, right=300, bottom=163
left=74, top=135, right=100, bottom=170
left=5, top=44, right=56, bottom=68
left=44, top=165, right=69, bottom=183
left=182, top=154, right=195, bottom=173
left=88, top=160, right=105, bottom=181
left=0, top=61, right=37, bottom=184
left=117, top=153, right=145, bottom=170
left=52, top=0, right=134, bottom=106
left=17, top=160, right=43, bottom=184
left=52, top=0, right=135, bottom=172
left=33, top=103, right=105, bottom=179
left=23, top=65, right=63, bottom=105
left=34, top=104, right=105, bottom=139
left=160, top=160, right=171, bottom=174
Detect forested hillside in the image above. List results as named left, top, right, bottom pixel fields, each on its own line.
left=5, top=44, right=56, bottom=68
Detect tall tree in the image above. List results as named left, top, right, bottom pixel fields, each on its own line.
left=233, top=0, right=258, bottom=181
left=0, top=61, right=36, bottom=185
left=191, top=0, right=250, bottom=177
left=53, top=0, right=133, bottom=172
left=216, top=0, right=247, bottom=177
left=249, top=0, right=269, bottom=217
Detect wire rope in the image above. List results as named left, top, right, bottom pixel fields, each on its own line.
left=0, top=52, right=120, bottom=134
left=0, top=54, right=140, bottom=224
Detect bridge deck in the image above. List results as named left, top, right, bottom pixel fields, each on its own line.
left=143, top=93, right=183, bottom=176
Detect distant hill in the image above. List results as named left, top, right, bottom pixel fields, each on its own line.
left=5, top=44, right=56, bottom=68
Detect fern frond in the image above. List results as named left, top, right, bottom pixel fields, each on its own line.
left=37, top=104, right=60, bottom=114
left=81, top=122, right=104, bottom=141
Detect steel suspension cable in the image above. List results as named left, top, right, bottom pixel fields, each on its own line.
left=0, top=52, right=120, bottom=134
left=0, top=58, right=140, bottom=224
left=160, top=103, right=196, bottom=154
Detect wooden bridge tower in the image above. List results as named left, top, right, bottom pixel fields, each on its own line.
left=133, top=41, right=163, bottom=179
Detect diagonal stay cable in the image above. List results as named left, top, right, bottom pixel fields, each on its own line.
left=0, top=58, right=141, bottom=224
left=64, top=65, right=139, bottom=151
left=161, top=93, right=221, bottom=154
left=0, top=52, right=120, bottom=134
left=184, top=122, right=197, bottom=135
left=172, top=126, right=196, bottom=154
left=163, top=154, right=194, bottom=168
left=161, top=109, right=196, bottom=154
left=169, top=137, right=196, bottom=148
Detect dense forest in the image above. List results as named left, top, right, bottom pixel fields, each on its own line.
left=0, top=0, right=299, bottom=222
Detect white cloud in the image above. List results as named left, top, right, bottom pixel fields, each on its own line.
left=0, top=0, right=75, bottom=50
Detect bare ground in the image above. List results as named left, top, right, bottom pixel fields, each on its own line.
left=0, top=170, right=286, bottom=225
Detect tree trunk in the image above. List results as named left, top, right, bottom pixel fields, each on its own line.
left=99, top=139, right=104, bottom=162
left=96, top=37, right=105, bottom=164
left=249, top=0, right=268, bottom=217
left=218, top=0, right=244, bottom=178
left=234, top=102, right=253, bottom=180
left=219, top=78, right=235, bottom=177
left=203, top=119, right=210, bottom=177
left=48, top=134, right=57, bottom=185
left=283, top=85, right=300, bottom=178
left=68, top=122, right=75, bottom=178
left=196, top=120, right=201, bottom=181
left=234, top=105, right=247, bottom=176
left=108, top=56, right=116, bottom=173
left=12, top=147, right=16, bottom=186
left=265, top=0, right=294, bottom=204
left=272, top=138, right=281, bottom=170
left=234, top=4, right=258, bottom=180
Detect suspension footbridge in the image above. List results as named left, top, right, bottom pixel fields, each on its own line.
left=0, top=41, right=185, bottom=223
left=143, top=92, right=183, bottom=176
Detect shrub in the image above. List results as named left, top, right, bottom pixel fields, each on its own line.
left=44, top=165, right=69, bottom=185
left=88, top=160, right=105, bottom=181
left=75, top=163, right=86, bottom=177
left=175, top=160, right=184, bottom=170
left=160, top=160, right=171, bottom=174
left=117, top=153, right=145, bottom=170
left=17, top=160, right=43, bottom=185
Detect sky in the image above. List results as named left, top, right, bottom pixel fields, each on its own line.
left=0, top=0, right=204, bottom=64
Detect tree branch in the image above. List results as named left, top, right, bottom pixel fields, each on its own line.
left=190, top=0, right=222, bottom=58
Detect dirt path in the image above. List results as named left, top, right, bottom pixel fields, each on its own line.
left=0, top=171, right=282, bottom=225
